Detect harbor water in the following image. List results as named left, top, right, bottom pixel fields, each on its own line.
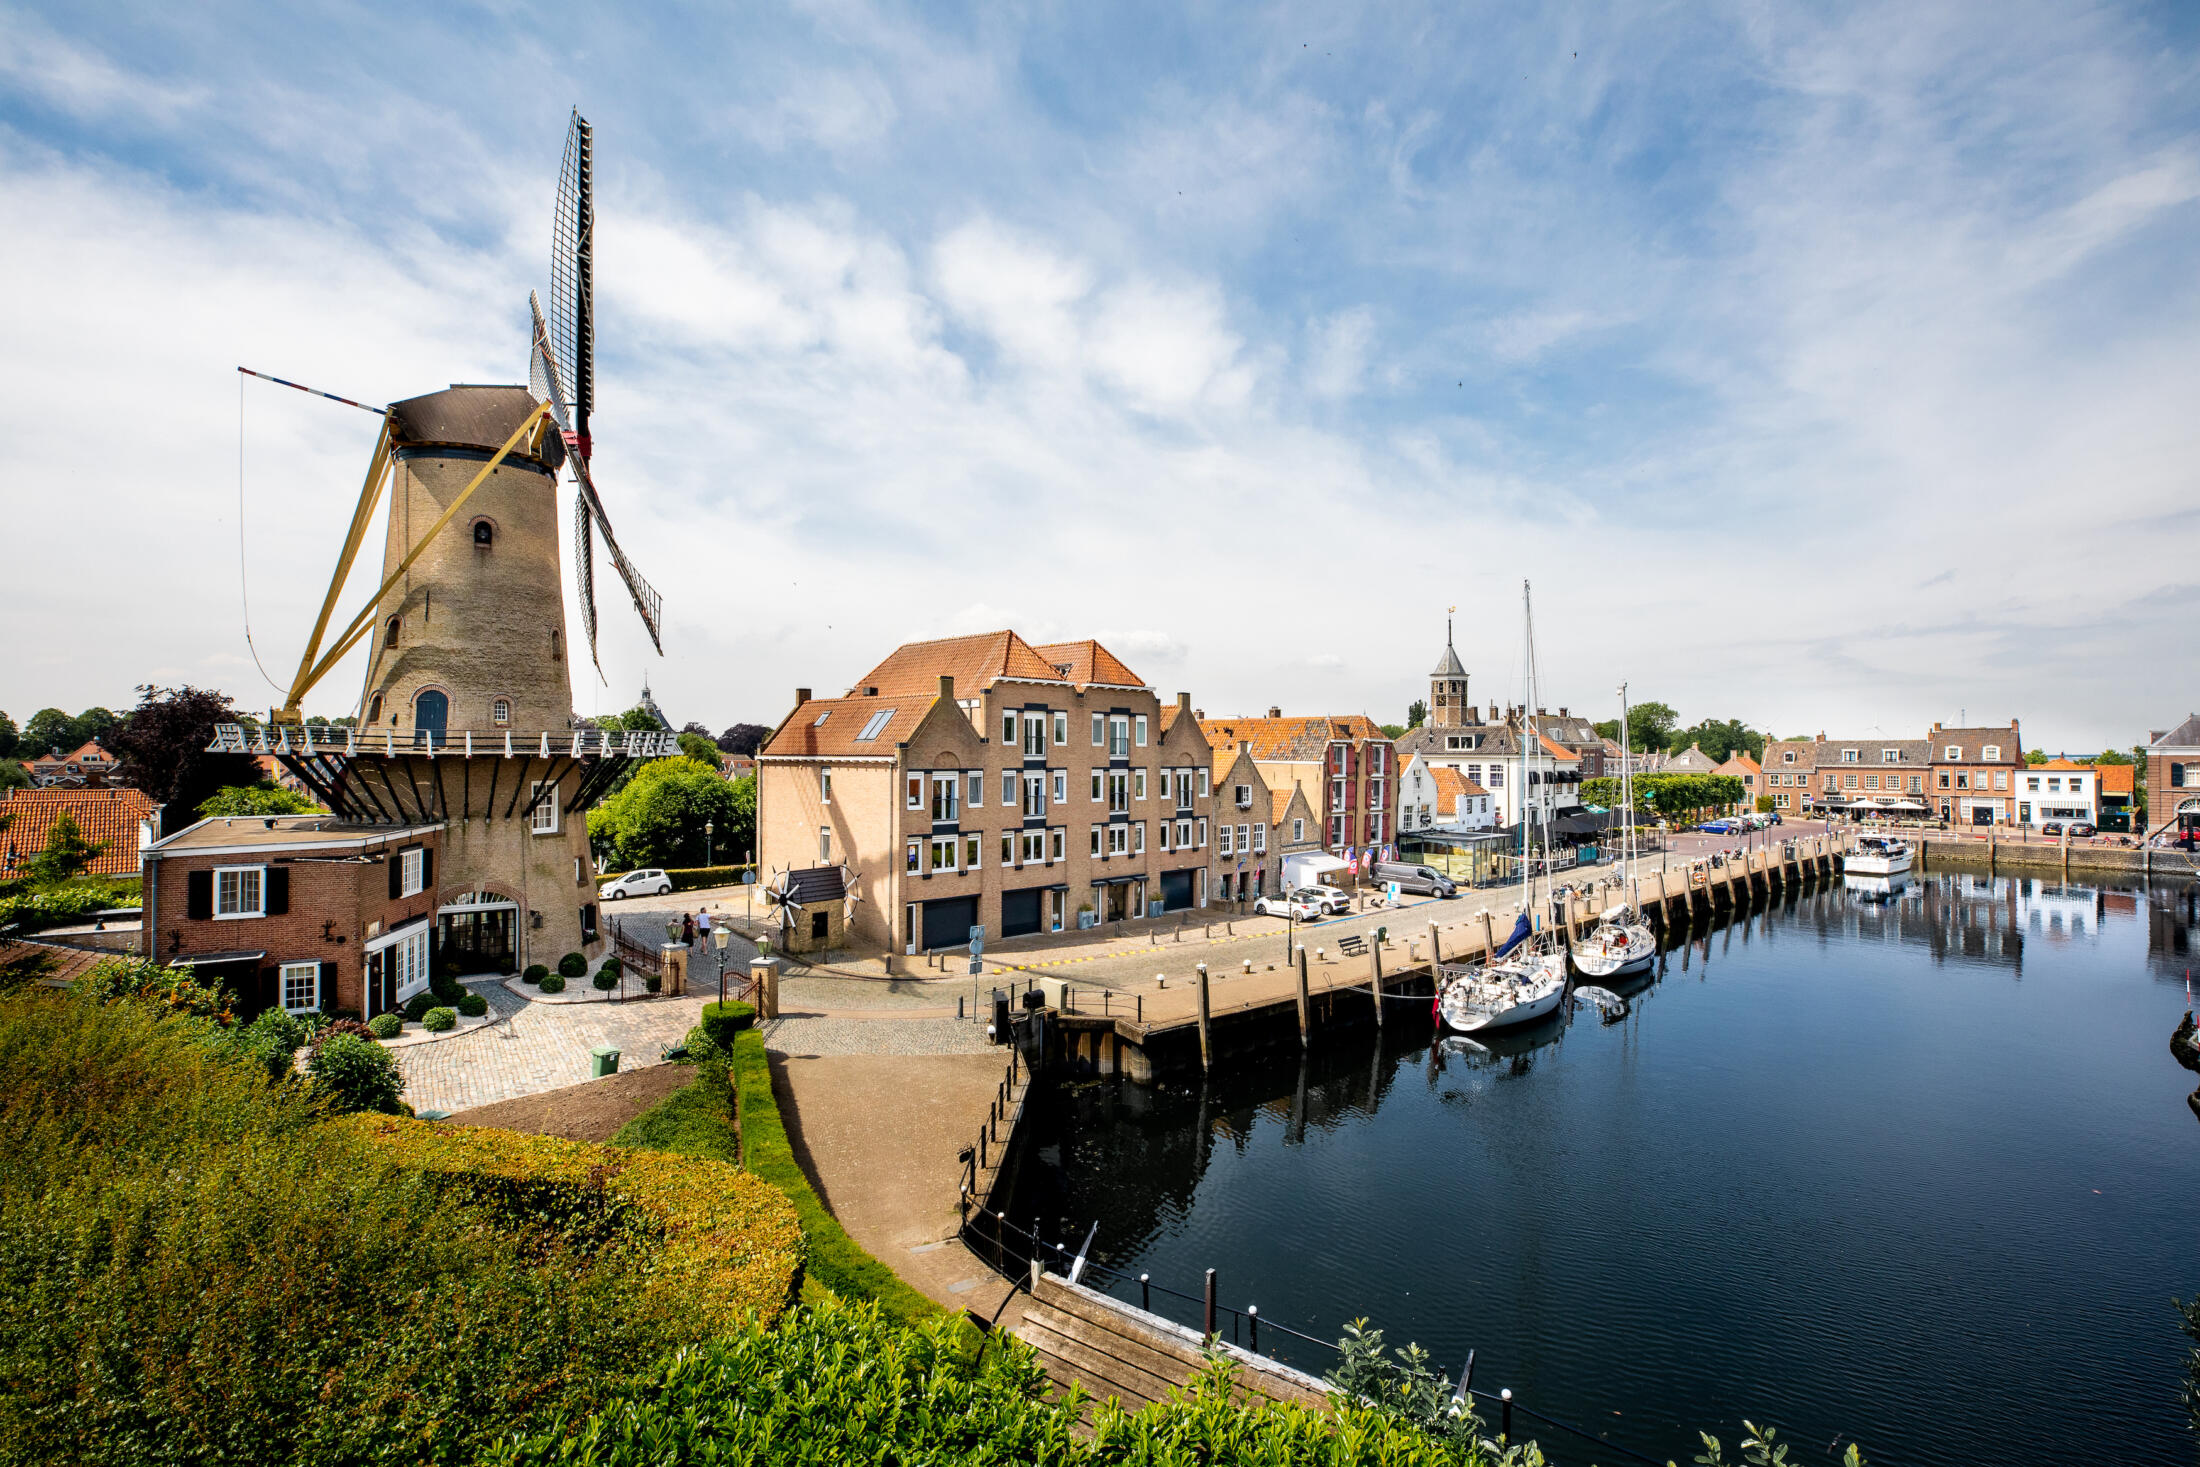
left=1008, top=871, right=2200, bottom=1466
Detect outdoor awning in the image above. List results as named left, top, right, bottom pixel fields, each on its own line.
left=1285, top=854, right=1348, bottom=876
left=438, top=898, right=518, bottom=915
left=169, top=950, right=264, bottom=967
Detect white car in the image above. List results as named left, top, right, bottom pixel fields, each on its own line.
left=600, top=868, right=673, bottom=899
left=1294, top=885, right=1352, bottom=916
left=1255, top=893, right=1324, bottom=922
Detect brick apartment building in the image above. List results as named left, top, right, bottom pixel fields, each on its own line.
left=1198, top=710, right=1396, bottom=853
left=1815, top=737, right=1932, bottom=816
left=756, top=631, right=1223, bottom=954
left=1760, top=739, right=1814, bottom=814
left=1715, top=749, right=1761, bottom=810
left=2145, top=714, right=2200, bottom=839
left=1928, top=722, right=2023, bottom=825
left=141, top=814, right=445, bottom=1019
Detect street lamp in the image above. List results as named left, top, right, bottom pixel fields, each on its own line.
left=705, top=819, right=715, bottom=868
left=712, top=922, right=733, bottom=1007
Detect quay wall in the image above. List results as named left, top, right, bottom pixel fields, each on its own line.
left=1919, top=838, right=2198, bottom=879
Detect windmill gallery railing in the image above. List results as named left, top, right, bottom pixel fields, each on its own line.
left=210, top=724, right=683, bottom=761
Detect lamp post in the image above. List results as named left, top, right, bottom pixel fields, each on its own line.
left=705, top=819, right=715, bottom=868
left=713, top=922, right=733, bottom=1007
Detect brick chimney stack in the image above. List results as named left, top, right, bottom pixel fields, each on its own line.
left=939, top=675, right=954, bottom=699
left=796, top=687, right=812, bottom=705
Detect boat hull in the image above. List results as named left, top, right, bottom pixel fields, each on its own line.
left=1438, top=954, right=1570, bottom=1033
left=1846, top=850, right=1913, bottom=876
left=1572, top=923, right=1656, bottom=979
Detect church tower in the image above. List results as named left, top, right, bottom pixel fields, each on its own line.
left=1430, top=619, right=1471, bottom=728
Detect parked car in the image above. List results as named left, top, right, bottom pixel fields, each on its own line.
left=2039, top=822, right=2064, bottom=837
left=1697, top=819, right=1739, bottom=834
left=2069, top=822, right=2097, bottom=837
left=1294, top=885, right=1352, bottom=915
left=1255, top=892, right=1324, bottom=922
left=600, top=868, right=673, bottom=899
left=1372, top=861, right=1457, bottom=898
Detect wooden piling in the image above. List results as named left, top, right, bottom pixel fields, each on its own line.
left=1196, top=963, right=1212, bottom=1071
left=1294, top=946, right=1311, bottom=1048
left=1370, top=943, right=1385, bottom=1028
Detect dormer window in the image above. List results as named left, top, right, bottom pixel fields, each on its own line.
left=1782, top=750, right=1796, bottom=764
left=1945, top=745, right=1961, bottom=760
left=1982, top=745, right=2001, bottom=762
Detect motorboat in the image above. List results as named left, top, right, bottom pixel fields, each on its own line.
left=1573, top=902, right=1657, bottom=979
left=1846, top=835, right=1913, bottom=876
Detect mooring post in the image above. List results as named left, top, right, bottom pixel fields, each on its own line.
left=1370, top=943, right=1385, bottom=1027
left=1196, top=962, right=1212, bottom=1071
left=1295, top=944, right=1311, bottom=1047
left=1500, top=1388, right=1513, bottom=1441
left=1479, top=909, right=1497, bottom=958
left=1140, top=1272, right=1151, bottom=1311
left=1429, top=919, right=1443, bottom=966
left=1204, top=1267, right=1217, bottom=1340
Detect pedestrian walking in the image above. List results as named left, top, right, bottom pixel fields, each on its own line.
left=698, top=909, right=713, bottom=945
left=682, top=911, right=697, bottom=949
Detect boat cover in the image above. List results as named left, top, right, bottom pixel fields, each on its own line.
left=1491, top=913, right=1532, bottom=960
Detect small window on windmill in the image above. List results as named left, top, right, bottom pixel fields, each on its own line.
left=493, top=698, right=511, bottom=727
left=472, top=519, right=494, bottom=548
left=367, top=694, right=383, bottom=724
left=384, top=615, right=401, bottom=647
left=550, top=628, right=561, bottom=661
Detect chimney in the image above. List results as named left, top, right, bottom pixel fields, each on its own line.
left=1194, top=708, right=1206, bottom=721
left=1267, top=705, right=1282, bottom=719
left=1558, top=706, right=1569, bottom=717
left=1178, top=692, right=1193, bottom=717
left=939, top=674, right=955, bottom=700
left=796, top=687, right=812, bottom=705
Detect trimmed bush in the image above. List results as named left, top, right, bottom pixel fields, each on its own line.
left=431, top=974, right=465, bottom=1005
left=611, top=1070, right=739, bottom=1164
left=307, top=1032, right=406, bottom=1115
left=367, top=1011, right=402, bottom=1039
left=401, top=991, right=437, bottom=1023
left=644, top=973, right=662, bottom=994
left=538, top=973, right=566, bottom=994
left=522, top=963, right=548, bottom=984
left=456, top=991, right=488, bottom=1018
left=598, top=955, right=623, bottom=977
left=699, top=1000, right=755, bottom=1049
left=421, top=1007, right=457, bottom=1033
left=681, top=1024, right=720, bottom=1065
left=308, top=1017, right=376, bottom=1053
left=660, top=864, right=755, bottom=893
left=557, top=951, right=588, bottom=978
left=729, top=1028, right=937, bottom=1327
left=592, top=968, right=618, bottom=992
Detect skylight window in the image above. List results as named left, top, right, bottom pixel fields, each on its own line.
left=855, top=709, right=893, bottom=741
left=813, top=710, right=830, bottom=727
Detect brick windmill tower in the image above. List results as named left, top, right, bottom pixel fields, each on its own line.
left=223, top=111, right=671, bottom=991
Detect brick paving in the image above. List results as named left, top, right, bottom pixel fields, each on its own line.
left=394, top=985, right=709, bottom=1113
left=762, top=1014, right=996, bottom=1057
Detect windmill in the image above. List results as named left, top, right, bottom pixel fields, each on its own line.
left=758, top=864, right=862, bottom=946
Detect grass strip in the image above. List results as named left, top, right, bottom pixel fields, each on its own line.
left=610, top=1068, right=741, bottom=1165
left=729, top=1027, right=943, bottom=1326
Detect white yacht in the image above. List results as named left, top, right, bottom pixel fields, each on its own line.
left=1846, top=835, right=1914, bottom=876
left=1573, top=682, right=1657, bottom=981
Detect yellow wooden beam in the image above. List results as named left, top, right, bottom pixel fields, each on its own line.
left=279, top=419, right=393, bottom=720
left=290, top=403, right=553, bottom=708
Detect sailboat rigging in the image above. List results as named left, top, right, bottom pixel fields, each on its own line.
left=1574, top=680, right=1658, bottom=981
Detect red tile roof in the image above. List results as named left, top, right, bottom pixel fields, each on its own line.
left=0, top=938, right=113, bottom=987
left=1200, top=714, right=1386, bottom=762
left=1028, top=639, right=1144, bottom=689
left=760, top=695, right=933, bottom=760
left=2096, top=764, right=2135, bottom=796
left=1429, top=767, right=1488, bottom=804
left=2, top=788, right=155, bottom=877
left=845, top=630, right=1062, bottom=700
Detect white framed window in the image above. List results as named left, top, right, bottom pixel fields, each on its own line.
left=1002, top=770, right=1017, bottom=805
left=1135, top=714, right=1148, bottom=746
left=1134, top=768, right=1148, bottom=800
left=391, top=927, right=430, bottom=1004
left=1023, top=771, right=1046, bottom=817
left=1049, top=827, right=1065, bottom=862
left=1052, top=770, right=1067, bottom=804
left=1945, top=745, right=1961, bottom=759
left=967, top=771, right=982, bottom=808
left=280, top=961, right=319, bottom=1015
left=1024, top=714, right=1046, bottom=758
left=1022, top=830, right=1046, bottom=864
left=1253, top=825, right=1266, bottom=854
left=1238, top=823, right=1250, bottom=851
left=1108, top=771, right=1129, bottom=812
left=493, top=698, right=511, bottom=726
left=1783, top=750, right=1795, bottom=764
left=1487, top=766, right=1503, bottom=788
left=1994, top=771, right=2008, bottom=790
left=931, top=773, right=959, bottom=822
left=1091, top=825, right=1104, bottom=857
left=930, top=835, right=957, bottom=872
left=812, top=710, right=829, bottom=727
left=820, top=826, right=832, bottom=861
left=1983, top=745, right=2002, bottom=762
left=215, top=865, right=266, bottom=919
left=399, top=846, right=425, bottom=897
left=906, top=840, right=921, bottom=873
left=1092, top=712, right=1105, bottom=746
left=1198, top=769, right=1210, bottom=797
left=1293, top=818, right=1304, bottom=842
left=1133, top=822, right=1145, bottom=854
left=821, top=767, right=833, bottom=804
left=530, top=781, right=560, bottom=834
left=1002, top=709, right=1018, bottom=744
left=1196, top=818, right=1208, bottom=848
left=964, top=833, right=981, bottom=869
left=1235, top=783, right=1252, bottom=809
left=1160, top=822, right=1174, bottom=851
left=1219, top=824, right=1234, bottom=855
left=1092, top=768, right=1104, bottom=802
left=1053, top=711, right=1068, bottom=746
left=1842, top=748, right=1859, bottom=763
left=1108, top=823, right=1128, bottom=855
left=1002, top=831, right=1015, bottom=866
left=907, top=773, right=925, bottom=810
left=1109, top=716, right=1129, bottom=758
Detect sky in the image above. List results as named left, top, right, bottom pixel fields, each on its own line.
left=2, top=2, right=2196, bottom=753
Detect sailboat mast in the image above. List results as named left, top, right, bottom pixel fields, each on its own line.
left=1520, top=579, right=1534, bottom=914
left=1618, top=681, right=1633, bottom=869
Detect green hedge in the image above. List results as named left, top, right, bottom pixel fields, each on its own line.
left=611, top=1071, right=741, bottom=1166
left=729, top=1028, right=940, bottom=1328
left=700, top=1000, right=755, bottom=1047
left=592, top=864, right=757, bottom=893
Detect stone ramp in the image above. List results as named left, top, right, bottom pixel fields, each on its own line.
left=1014, top=1272, right=1329, bottom=1413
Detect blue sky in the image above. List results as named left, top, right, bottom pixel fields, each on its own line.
left=3, top=2, right=2196, bottom=749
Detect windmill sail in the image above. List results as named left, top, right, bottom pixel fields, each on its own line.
left=530, top=293, right=664, bottom=662
left=549, top=109, right=593, bottom=448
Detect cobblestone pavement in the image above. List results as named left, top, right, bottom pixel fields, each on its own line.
left=761, top=1014, right=997, bottom=1057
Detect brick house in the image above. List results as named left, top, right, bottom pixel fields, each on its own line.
left=1208, top=743, right=1278, bottom=905
left=1715, top=749, right=1762, bottom=811
left=140, top=814, right=444, bottom=1019
left=2144, top=714, right=2200, bottom=840
left=2095, top=762, right=2135, bottom=832
left=1269, top=784, right=1322, bottom=868
left=1927, top=722, right=2023, bottom=826
left=1, top=787, right=157, bottom=878
left=29, top=740, right=120, bottom=788
left=1813, top=737, right=1933, bottom=818
left=1760, top=739, right=1815, bottom=814
left=756, top=630, right=1220, bottom=954
left=1197, top=710, right=1396, bottom=854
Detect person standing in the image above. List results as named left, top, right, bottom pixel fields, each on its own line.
left=681, top=911, right=697, bottom=949
left=698, top=909, right=713, bottom=947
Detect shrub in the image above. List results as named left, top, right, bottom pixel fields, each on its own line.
left=644, top=973, right=662, bottom=994
left=538, top=973, right=566, bottom=994
left=221, top=1007, right=306, bottom=1082
left=457, top=992, right=488, bottom=1018
left=309, top=1017, right=376, bottom=1053
left=699, top=1000, right=755, bottom=1049
left=307, top=1033, right=406, bottom=1115
left=401, top=991, right=437, bottom=1023
left=421, top=1007, right=457, bottom=1033
left=557, top=951, right=587, bottom=978
left=431, top=974, right=465, bottom=1005
left=730, top=1028, right=937, bottom=1327
left=73, top=956, right=232, bottom=1024
left=367, top=1012, right=402, bottom=1039
left=592, top=967, right=618, bottom=992
left=613, top=1070, right=738, bottom=1164
left=598, top=955, right=623, bottom=977
left=0, top=990, right=722, bottom=1466
left=522, top=963, right=548, bottom=984
left=662, top=864, right=756, bottom=892
left=681, top=1025, right=720, bottom=1065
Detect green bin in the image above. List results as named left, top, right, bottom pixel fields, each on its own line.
left=590, top=1044, right=621, bottom=1078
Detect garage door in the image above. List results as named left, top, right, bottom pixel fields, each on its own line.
left=1000, top=888, right=1043, bottom=938
left=1160, top=869, right=1195, bottom=912
left=921, top=896, right=980, bottom=951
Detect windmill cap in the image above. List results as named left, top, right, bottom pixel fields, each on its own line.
left=388, top=385, right=565, bottom=473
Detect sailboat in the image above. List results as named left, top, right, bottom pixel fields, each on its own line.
left=1436, top=581, right=1569, bottom=1033
left=1573, top=680, right=1658, bottom=981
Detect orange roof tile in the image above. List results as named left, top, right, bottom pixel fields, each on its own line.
left=2096, top=764, right=2134, bottom=796
left=2, top=788, right=156, bottom=877
left=2032, top=759, right=2091, bottom=771
left=1028, top=639, right=1144, bottom=689
left=760, top=696, right=932, bottom=760
left=1538, top=733, right=1579, bottom=761
left=1199, top=714, right=1386, bottom=762
left=1429, top=767, right=1488, bottom=804
left=1720, top=750, right=1762, bottom=774
left=845, top=630, right=1062, bottom=701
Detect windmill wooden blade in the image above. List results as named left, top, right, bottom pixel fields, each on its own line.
left=550, top=108, right=593, bottom=446
left=571, top=457, right=664, bottom=654
left=572, top=492, right=600, bottom=676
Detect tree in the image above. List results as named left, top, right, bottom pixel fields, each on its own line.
left=2093, top=748, right=2132, bottom=765
left=676, top=731, right=721, bottom=764
left=0, top=711, right=16, bottom=759
left=594, top=703, right=665, bottom=734
left=0, top=761, right=27, bottom=794
left=22, top=707, right=77, bottom=757
left=1378, top=724, right=1407, bottom=740
left=718, top=723, right=770, bottom=756
left=1592, top=700, right=1678, bottom=752
left=1582, top=773, right=1745, bottom=823
left=75, top=707, right=119, bottom=746
left=107, top=685, right=258, bottom=835
left=1406, top=700, right=1427, bottom=730
left=29, top=812, right=102, bottom=884
left=1668, top=718, right=1765, bottom=764
left=2026, top=749, right=2049, bottom=765
left=586, top=758, right=752, bottom=870
left=197, top=783, right=322, bottom=818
